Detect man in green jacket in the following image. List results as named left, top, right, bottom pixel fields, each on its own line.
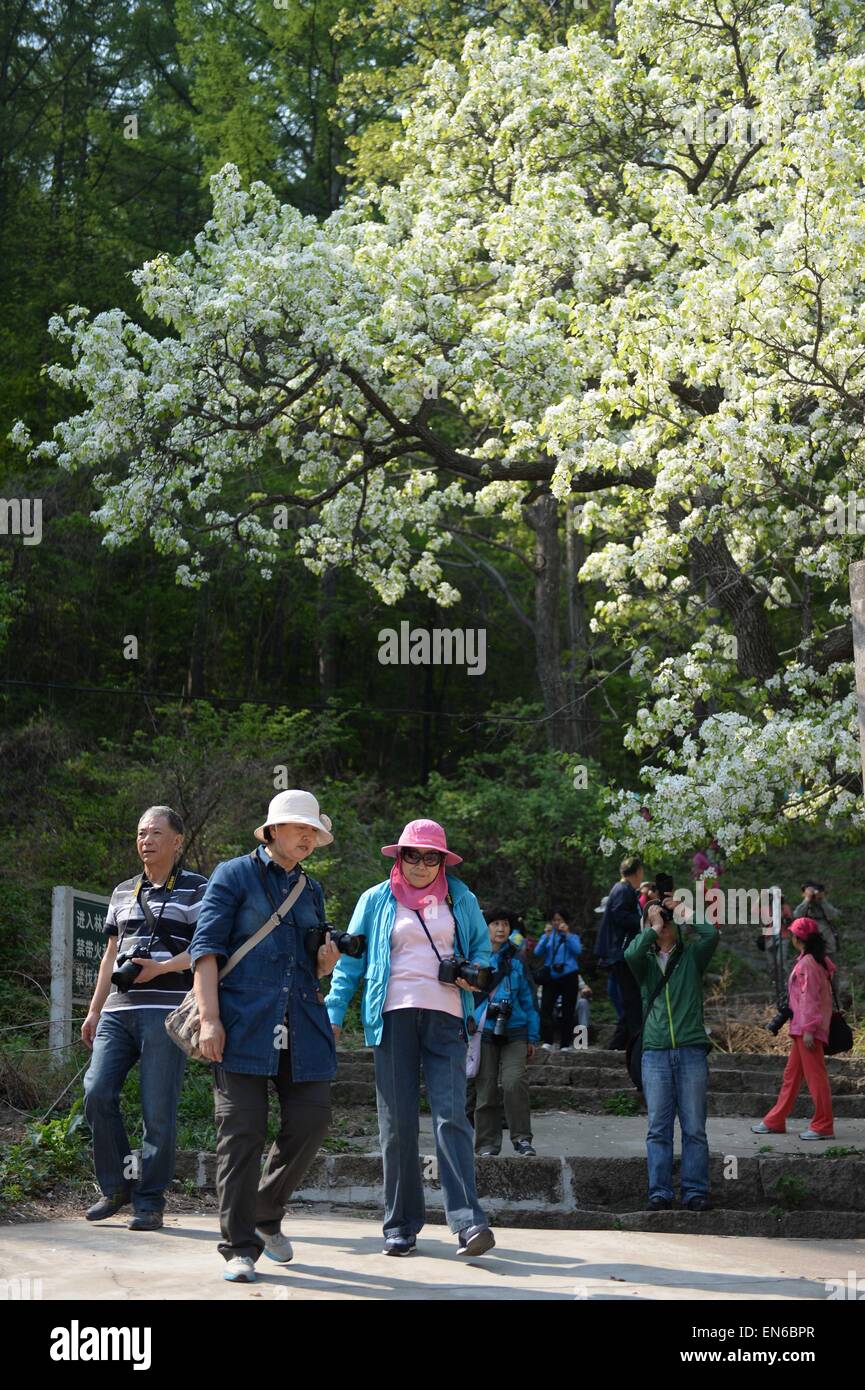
left=625, top=884, right=719, bottom=1212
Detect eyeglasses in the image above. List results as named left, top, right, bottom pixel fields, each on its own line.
left=401, top=849, right=445, bottom=867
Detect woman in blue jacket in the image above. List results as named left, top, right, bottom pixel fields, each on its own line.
left=473, top=909, right=541, bottom=1157
left=535, top=908, right=583, bottom=1050
left=326, top=819, right=495, bottom=1258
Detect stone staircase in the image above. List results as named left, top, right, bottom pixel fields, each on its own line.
left=173, top=1044, right=865, bottom=1236
left=172, top=923, right=865, bottom=1236
left=330, top=1046, right=865, bottom=1119
left=174, top=1146, right=865, bottom=1238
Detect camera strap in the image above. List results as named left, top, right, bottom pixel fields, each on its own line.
left=642, top=941, right=685, bottom=1026
left=219, top=872, right=308, bottom=982
left=120, top=864, right=181, bottom=956
left=412, top=907, right=464, bottom=962
left=551, top=931, right=569, bottom=973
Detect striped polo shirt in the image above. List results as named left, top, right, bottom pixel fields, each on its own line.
left=103, top=867, right=208, bottom=1012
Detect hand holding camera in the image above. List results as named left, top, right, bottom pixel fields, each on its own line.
left=305, top=923, right=366, bottom=969
left=647, top=897, right=676, bottom=932
left=438, top=957, right=492, bottom=992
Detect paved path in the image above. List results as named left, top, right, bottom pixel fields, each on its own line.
left=380, top=1113, right=865, bottom=1158
left=0, top=1215, right=861, bottom=1301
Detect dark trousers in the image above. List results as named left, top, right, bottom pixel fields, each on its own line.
left=609, top=960, right=643, bottom=1049
left=540, top=971, right=580, bottom=1045
left=475, top=1038, right=532, bottom=1151
left=212, top=1044, right=331, bottom=1261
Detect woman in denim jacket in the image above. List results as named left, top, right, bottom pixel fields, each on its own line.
left=327, top=819, right=495, bottom=1258
left=190, top=790, right=339, bottom=1283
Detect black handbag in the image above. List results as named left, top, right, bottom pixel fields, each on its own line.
left=626, top=945, right=685, bottom=1090
left=825, top=977, right=853, bottom=1056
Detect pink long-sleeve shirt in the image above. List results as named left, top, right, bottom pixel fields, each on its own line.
left=788, top=951, right=835, bottom=1045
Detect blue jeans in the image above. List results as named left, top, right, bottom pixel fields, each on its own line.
left=83, top=1009, right=186, bottom=1213
left=374, top=1008, right=488, bottom=1238
left=641, top=1046, right=709, bottom=1202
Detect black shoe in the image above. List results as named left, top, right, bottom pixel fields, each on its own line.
left=647, top=1197, right=672, bottom=1211
left=684, top=1196, right=713, bottom=1212
left=513, top=1141, right=537, bottom=1156
left=456, top=1224, right=496, bottom=1257
left=128, top=1211, right=163, bottom=1231
left=85, top=1191, right=131, bottom=1222
left=383, top=1236, right=416, bottom=1256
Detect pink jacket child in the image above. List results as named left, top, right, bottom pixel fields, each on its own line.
left=788, top=949, right=835, bottom=1045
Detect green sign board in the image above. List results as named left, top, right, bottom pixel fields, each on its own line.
left=71, top=893, right=109, bottom=1001
left=50, top=885, right=111, bottom=1058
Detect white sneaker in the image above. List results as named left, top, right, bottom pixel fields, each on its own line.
left=223, top=1256, right=256, bottom=1282
left=540, top=1043, right=554, bottom=1051
left=256, top=1227, right=294, bottom=1263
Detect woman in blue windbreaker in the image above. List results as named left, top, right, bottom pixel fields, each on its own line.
left=535, top=907, right=583, bottom=1051
left=326, top=819, right=495, bottom=1258
left=473, top=909, right=541, bottom=1157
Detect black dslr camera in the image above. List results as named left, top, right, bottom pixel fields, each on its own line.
left=653, top=872, right=676, bottom=922
left=487, top=998, right=513, bottom=1040
left=766, top=1001, right=793, bottom=1036
left=111, top=945, right=150, bottom=992
left=438, top=958, right=493, bottom=989
left=305, top=923, right=367, bottom=963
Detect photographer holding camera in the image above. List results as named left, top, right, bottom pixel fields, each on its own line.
left=792, top=881, right=841, bottom=958
left=596, top=855, right=645, bottom=1050
left=188, top=791, right=340, bottom=1283
left=624, top=875, right=719, bottom=1211
left=326, top=819, right=495, bottom=1258
left=535, top=907, right=583, bottom=1051
left=82, top=807, right=207, bottom=1229
left=473, top=909, right=541, bottom=1157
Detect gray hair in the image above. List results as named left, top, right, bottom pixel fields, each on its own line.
left=138, top=805, right=185, bottom=836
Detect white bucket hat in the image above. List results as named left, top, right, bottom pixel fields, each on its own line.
left=254, top=790, right=333, bottom=846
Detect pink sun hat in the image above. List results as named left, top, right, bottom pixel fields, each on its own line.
left=381, top=818, right=463, bottom=866
left=789, top=916, right=820, bottom=941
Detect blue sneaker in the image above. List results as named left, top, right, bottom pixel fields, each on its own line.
left=383, top=1236, right=416, bottom=1256
left=456, top=1225, right=495, bottom=1257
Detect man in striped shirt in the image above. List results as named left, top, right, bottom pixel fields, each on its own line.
left=82, top=806, right=207, bottom=1230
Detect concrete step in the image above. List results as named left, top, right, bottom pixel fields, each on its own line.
left=329, top=1079, right=865, bottom=1116
left=173, top=1149, right=865, bottom=1235
left=335, top=1047, right=865, bottom=1078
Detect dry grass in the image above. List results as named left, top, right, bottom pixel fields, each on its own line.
left=711, top=1007, right=865, bottom=1057
left=711, top=1009, right=792, bottom=1054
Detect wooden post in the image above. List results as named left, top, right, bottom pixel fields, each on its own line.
left=849, top=560, right=865, bottom=793
left=50, top=886, right=73, bottom=1063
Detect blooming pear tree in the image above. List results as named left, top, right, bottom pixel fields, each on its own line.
left=15, top=0, right=865, bottom=857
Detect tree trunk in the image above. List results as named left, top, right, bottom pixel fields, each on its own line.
left=185, top=591, right=208, bottom=699
left=565, top=498, right=595, bottom=755
left=317, top=566, right=339, bottom=697
left=524, top=492, right=577, bottom=750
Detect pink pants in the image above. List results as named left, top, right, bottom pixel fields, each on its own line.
left=763, top=1035, right=834, bottom=1135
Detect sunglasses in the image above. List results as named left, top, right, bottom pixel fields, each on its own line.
left=401, top=849, right=445, bottom=867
